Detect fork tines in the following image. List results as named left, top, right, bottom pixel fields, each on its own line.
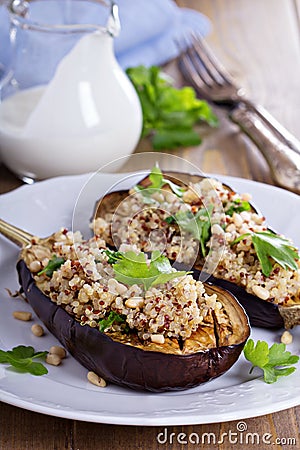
left=178, top=33, right=234, bottom=96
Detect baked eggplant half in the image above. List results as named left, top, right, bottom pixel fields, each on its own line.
left=92, top=168, right=300, bottom=330
left=0, top=219, right=249, bottom=392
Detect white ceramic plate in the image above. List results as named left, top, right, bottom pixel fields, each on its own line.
left=0, top=172, right=299, bottom=425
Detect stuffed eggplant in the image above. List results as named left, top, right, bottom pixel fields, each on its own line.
left=0, top=219, right=249, bottom=392
left=92, top=168, right=300, bottom=330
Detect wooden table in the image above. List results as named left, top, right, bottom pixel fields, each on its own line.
left=0, top=1, right=300, bottom=448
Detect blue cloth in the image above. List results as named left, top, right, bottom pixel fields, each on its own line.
left=0, top=0, right=210, bottom=79
left=115, top=0, right=210, bottom=67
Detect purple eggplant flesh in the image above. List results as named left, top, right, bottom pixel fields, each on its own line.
left=17, top=259, right=249, bottom=392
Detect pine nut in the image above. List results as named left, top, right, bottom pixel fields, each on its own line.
left=29, top=260, right=42, bottom=273
left=226, top=223, right=236, bottom=233
left=87, top=371, right=107, bottom=387
left=211, top=224, right=224, bottom=235
left=281, top=330, right=293, bottom=345
left=31, top=324, right=44, bottom=337
left=49, top=345, right=66, bottom=359
left=125, top=297, right=144, bottom=309
left=241, top=192, right=252, bottom=202
left=108, top=278, right=119, bottom=294
left=253, top=213, right=264, bottom=224
left=151, top=334, right=165, bottom=345
left=12, top=311, right=32, bottom=321
left=41, top=257, right=49, bottom=268
left=232, top=213, right=243, bottom=227
left=240, top=226, right=251, bottom=235
left=115, top=282, right=128, bottom=295
left=252, top=285, right=269, bottom=300
left=240, top=211, right=251, bottom=221
left=46, top=353, right=61, bottom=366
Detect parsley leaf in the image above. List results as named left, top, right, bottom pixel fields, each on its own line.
left=226, top=199, right=251, bottom=217
left=102, top=249, right=123, bottom=264
left=112, top=250, right=190, bottom=290
left=231, top=231, right=299, bottom=277
left=135, top=166, right=184, bottom=199
left=170, top=205, right=213, bottom=257
left=165, top=216, right=176, bottom=224
left=99, top=311, right=126, bottom=333
left=126, top=65, right=218, bottom=150
left=243, top=339, right=269, bottom=371
left=244, top=339, right=299, bottom=384
left=38, top=255, right=65, bottom=277
left=0, top=345, right=48, bottom=376
left=148, top=165, right=164, bottom=189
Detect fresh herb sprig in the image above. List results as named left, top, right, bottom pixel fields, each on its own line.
left=231, top=231, right=299, bottom=277
left=166, top=205, right=213, bottom=257
left=103, top=249, right=123, bottom=264
left=38, top=255, right=65, bottom=277
left=99, top=311, right=126, bottom=333
left=111, top=250, right=190, bottom=290
left=0, top=345, right=48, bottom=376
left=226, top=198, right=251, bottom=217
left=126, top=65, right=218, bottom=150
left=135, top=166, right=184, bottom=199
left=244, top=339, right=299, bottom=384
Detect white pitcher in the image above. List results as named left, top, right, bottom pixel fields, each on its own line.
left=0, top=0, right=142, bottom=182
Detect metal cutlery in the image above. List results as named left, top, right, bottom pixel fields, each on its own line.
left=178, top=35, right=300, bottom=194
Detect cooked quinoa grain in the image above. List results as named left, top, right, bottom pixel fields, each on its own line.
left=22, top=228, right=226, bottom=346
left=93, top=177, right=300, bottom=307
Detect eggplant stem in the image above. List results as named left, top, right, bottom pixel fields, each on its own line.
left=0, top=218, right=33, bottom=248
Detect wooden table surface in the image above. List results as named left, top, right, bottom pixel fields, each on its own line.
left=1, top=1, right=300, bottom=449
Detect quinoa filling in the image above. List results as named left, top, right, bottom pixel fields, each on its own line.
left=92, top=174, right=300, bottom=307
left=22, top=228, right=237, bottom=355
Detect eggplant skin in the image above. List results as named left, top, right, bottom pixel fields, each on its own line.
left=172, top=265, right=285, bottom=330
left=17, top=260, right=248, bottom=392
left=94, top=172, right=287, bottom=330
left=207, top=275, right=284, bottom=329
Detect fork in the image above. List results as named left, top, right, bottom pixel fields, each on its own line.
left=178, top=35, right=300, bottom=194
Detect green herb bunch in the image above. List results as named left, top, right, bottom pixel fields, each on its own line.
left=134, top=166, right=184, bottom=204
left=104, top=249, right=190, bottom=291
left=167, top=205, right=213, bottom=257
left=0, top=346, right=48, bottom=376
left=244, top=339, right=299, bottom=384
left=126, top=65, right=218, bottom=150
left=38, top=255, right=65, bottom=277
left=232, top=231, right=299, bottom=277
